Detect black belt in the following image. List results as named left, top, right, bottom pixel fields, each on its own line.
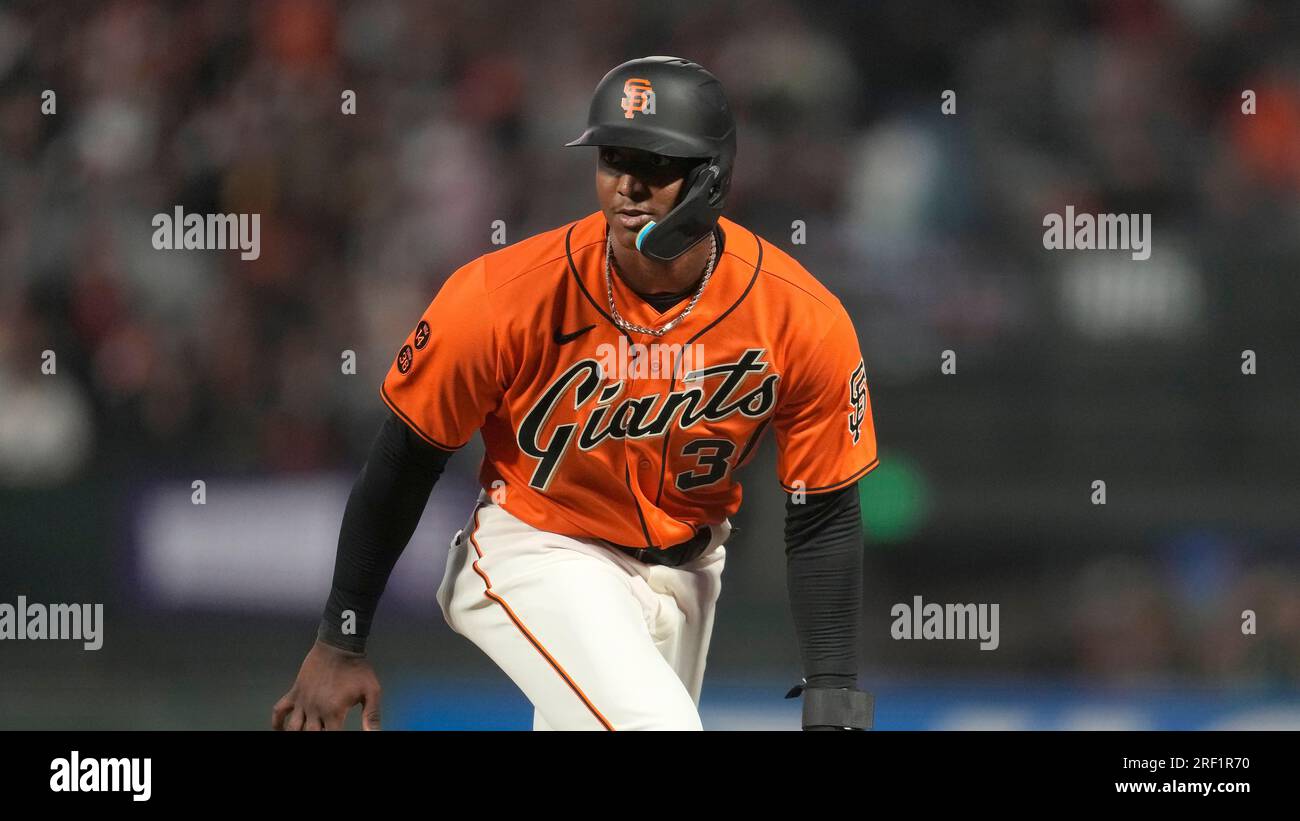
left=610, top=526, right=712, bottom=568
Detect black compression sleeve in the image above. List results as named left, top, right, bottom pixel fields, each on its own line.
left=784, top=481, right=863, bottom=690
left=317, top=411, right=452, bottom=654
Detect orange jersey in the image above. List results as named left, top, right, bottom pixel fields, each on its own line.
left=381, top=211, right=878, bottom=550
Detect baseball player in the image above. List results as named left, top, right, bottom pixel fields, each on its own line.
left=273, top=56, right=878, bottom=731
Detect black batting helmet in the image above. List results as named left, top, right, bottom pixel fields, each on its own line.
left=566, top=56, right=737, bottom=261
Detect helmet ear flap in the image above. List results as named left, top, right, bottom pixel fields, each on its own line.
left=682, top=159, right=707, bottom=188
left=674, top=159, right=715, bottom=208
left=705, top=164, right=724, bottom=206
left=639, top=161, right=724, bottom=261
left=686, top=162, right=723, bottom=206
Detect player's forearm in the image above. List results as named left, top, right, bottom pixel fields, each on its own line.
left=783, top=481, right=863, bottom=689
left=318, top=412, right=451, bottom=654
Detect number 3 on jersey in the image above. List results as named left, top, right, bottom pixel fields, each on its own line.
left=676, top=438, right=737, bottom=491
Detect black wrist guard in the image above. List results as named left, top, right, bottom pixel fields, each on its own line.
left=786, top=682, right=874, bottom=730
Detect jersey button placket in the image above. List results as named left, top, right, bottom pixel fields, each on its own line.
left=625, top=340, right=656, bottom=482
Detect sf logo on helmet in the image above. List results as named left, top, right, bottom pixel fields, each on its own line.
left=621, top=78, right=655, bottom=119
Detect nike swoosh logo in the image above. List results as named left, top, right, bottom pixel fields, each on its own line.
left=553, top=324, right=596, bottom=345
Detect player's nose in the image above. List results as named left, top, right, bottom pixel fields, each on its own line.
left=616, top=172, right=651, bottom=198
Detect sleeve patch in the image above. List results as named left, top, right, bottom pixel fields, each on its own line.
left=848, top=359, right=867, bottom=445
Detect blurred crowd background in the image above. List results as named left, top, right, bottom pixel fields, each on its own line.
left=2, top=0, right=1299, bottom=728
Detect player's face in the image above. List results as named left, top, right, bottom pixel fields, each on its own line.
left=597, top=146, right=699, bottom=248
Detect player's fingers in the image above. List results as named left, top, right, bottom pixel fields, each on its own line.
left=361, top=687, right=382, bottom=731
left=284, top=705, right=306, bottom=732
left=271, top=696, right=294, bottom=730
left=303, top=714, right=325, bottom=731
left=323, top=709, right=346, bottom=731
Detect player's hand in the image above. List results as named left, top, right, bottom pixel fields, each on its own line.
left=272, top=639, right=383, bottom=731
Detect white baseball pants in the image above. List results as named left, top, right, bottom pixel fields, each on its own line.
left=437, top=491, right=729, bottom=730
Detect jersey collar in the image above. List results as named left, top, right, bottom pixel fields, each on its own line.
left=565, top=211, right=761, bottom=346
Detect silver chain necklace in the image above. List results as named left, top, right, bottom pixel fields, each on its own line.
left=605, top=232, right=717, bottom=337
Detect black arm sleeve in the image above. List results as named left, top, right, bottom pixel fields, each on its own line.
left=784, top=481, right=863, bottom=690
left=316, top=411, right=453, bottom=654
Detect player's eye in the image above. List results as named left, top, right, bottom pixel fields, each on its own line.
left=600, top=149, right=678, bottom=177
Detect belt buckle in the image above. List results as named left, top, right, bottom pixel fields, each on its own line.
left=618, top=525, right=710, bottom=568
left=663, top=526, right=709, bottom=568
left=686, top=525, right=712, bottom=562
